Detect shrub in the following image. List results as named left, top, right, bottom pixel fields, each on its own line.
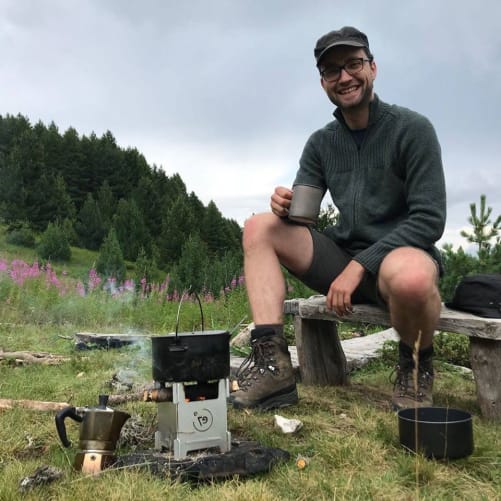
left=5, top=223, right=36, bottom=248
left=36, top=222, right=71, bottom=261
left=433, top=332, right=470, bottom=368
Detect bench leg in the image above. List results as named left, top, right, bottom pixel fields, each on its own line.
left=469, top=338, right=501, bottom=420
left=294, top=316, right=348, bottom=386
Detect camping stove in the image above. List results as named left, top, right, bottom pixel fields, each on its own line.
left=152, top=379, right=231, bottom=459
left=149, top=324, right=232, bottom=460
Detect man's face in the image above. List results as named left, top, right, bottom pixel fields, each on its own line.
left=318, top=46, right=377, bottom=111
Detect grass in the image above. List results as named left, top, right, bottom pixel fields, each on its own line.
left=0, top=242, right=500, bottom=500
left=1, top=341, right=499, bottom=500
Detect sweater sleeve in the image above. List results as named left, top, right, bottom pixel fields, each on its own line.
left=293, top=129, right=329, bottom=191
left=353, top=115, right=446, bottom=274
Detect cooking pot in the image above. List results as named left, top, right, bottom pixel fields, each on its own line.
left=151, top=289, right=230, bottom=383
left=152, top=330, right=230, bottom=382
left=398, top=407, right=474, bottom=460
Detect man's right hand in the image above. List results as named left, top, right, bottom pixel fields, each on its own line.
left=326, top=260, right=365, bottom=316
left=270, top=186, right=292, bottom=218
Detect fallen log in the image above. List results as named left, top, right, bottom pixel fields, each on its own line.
left=0, top=399, right=70, bottom=412
left=0, top=349, right=70, bottom=365
left=0, top=390, right=147, bottom=412
left=108, top=390, right=146, bottom=405
left=74, top=332, right=148, bottom=350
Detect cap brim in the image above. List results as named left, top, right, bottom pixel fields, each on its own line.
left=316, top=41, right=366, bottom=64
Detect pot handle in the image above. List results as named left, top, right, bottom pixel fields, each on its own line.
left=174, top=288, right=205, bottom=339
left=55, top=406, right=84, bottom=448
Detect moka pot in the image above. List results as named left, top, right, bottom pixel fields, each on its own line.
left=55, top=394, right=130, bottom=470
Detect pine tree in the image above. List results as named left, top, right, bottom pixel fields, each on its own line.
left=134, top=246, right=159, bottom=291
left=61, top=217, right=78, bottom=245
left=53, top=175, right=76, bottom=222
left=223, top=218, right=243, bottom=252
left=31, top=173, right=76, bottom=231
left=75, top=193, right=105, bottom=250
left=171, top=234, right=209, bottom=293
left=132, top=175, right=163, bottom=238
left=0, top=147, right=27, bottom=225
left=439, top=243, right=478, bottom=301
left=97, top=180, right=116, bottom=234
left=0, top=113, right=31, bottom=155
left=59, top=127, right=86, bottom=210
left=460, top=194, right=501, bottom=270
left=117, top=147, right=150, bottom=200
left=96, top=131, right=123, bottom=197
left=187, top=192, right=206, bottom=237
left=202, top=201, right=227, bottom=258
left=80, top=132, right=101, bottom=196
left=34, top=120, right=62, bottom=173
left=96, top=228, right=126, bottom=282
left=163, top=173, right=187, bottom=209
left=0, top=128, right=44, bottom=226
left=113, top=198, right=150, bottom=261
left=158, top=195, right=193, bottom=266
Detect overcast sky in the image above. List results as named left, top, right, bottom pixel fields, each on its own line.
left=2, top=0, right=500, bottom=250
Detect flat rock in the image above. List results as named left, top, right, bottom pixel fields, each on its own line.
left=231, top=328, right=398, bottom=374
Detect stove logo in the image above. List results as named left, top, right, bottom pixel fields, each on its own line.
left=192, top=409, right=213, bottom=431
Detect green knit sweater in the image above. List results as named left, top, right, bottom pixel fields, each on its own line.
left=294, top=95, right=446, bottom=275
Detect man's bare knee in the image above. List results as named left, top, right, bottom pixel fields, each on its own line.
left=379, top=247, right=439, bottom=304
left=243, top=213, right=282, bottom=252
left=243, top=213, right=313, bottom=273
left=390, top=271, right=438, bottom=304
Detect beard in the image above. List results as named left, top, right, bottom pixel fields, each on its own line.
left=328, top=79, right=374, bottom=112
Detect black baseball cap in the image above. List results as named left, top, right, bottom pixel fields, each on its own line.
left=314, top=26, right=370, bottom=66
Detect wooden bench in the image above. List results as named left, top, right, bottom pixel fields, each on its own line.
left=284, top=296, right=501, bottom=420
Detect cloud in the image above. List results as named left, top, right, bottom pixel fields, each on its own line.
left=1, top=0, right=500, bottom=251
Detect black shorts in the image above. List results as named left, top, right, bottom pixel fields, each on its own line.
left=291, top=228, right=384, bottom=306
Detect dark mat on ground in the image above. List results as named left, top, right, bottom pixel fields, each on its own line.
left=115, top=441, right=290, bottom=481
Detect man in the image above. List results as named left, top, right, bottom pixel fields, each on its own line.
left=230, top=26, right=446, bottom=411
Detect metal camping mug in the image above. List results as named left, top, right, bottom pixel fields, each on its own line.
left=288, top=184, right=324, bottom=225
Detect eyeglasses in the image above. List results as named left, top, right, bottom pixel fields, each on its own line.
left=320, top=58, right=372, bottom=83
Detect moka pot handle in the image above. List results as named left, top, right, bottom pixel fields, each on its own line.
left=55, top=406, right=84, bottom=448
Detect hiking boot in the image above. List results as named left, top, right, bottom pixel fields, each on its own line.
left=391, top=344, right=434, bottom=410
left=229, top=329, right=298, bottom=410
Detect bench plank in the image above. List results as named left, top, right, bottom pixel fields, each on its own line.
left=284, top=296, right=501, bottom=341
left=285, top=296, right=501, bottom=420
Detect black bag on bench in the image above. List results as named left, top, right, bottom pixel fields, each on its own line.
left=446, top=273, right=501, bottom=318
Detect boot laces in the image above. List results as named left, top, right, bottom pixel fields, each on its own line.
left=236, top=339, right=278, bottom=389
